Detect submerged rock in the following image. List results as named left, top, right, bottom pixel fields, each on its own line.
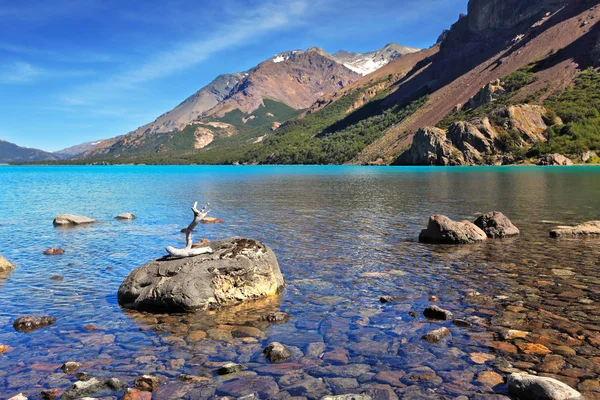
left=474, top=211, right=520, bottom=238
left=217, top=362, right=243, bottom=375
left=134, top=375, right=161, bottom=392
left=115, top=212, right=136, bottom=220
left=117, top=237, right=284, bottom=312
left=53, top=214, right=97, bottom=227
left=322, top=396, right=373, bottom=400
left=422, top=327, right=451, bottom=343
left=419, top=215, right=488, bottom=244
left=0, top=255, right=15, bottom=272
left=43, top=247, right=65, bottom=255
left=13, top=315, right=56, bottom=332
left=61, top=361, right=81, bottom=374
left=550, top=221, right=600, bottom=238
left=263, top=342, right=292, bottom=363
left=507, top=373, right=583, bottom=399
left=122, top=388, right=151, bottom=400
left=200, top=217, right=224, bottom=224
left=423, top=305, right=453, bottom=321
left=62, top=377, right=127, bottom=400
left=258, top=311, right=291, bottom=323
left=538, top=154, right=574, bottom=166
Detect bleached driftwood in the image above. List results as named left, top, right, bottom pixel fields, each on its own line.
left=166, top=201, right=214, bottom=258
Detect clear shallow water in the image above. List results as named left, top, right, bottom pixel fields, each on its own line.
left=1, top=165, right=600, bottom=399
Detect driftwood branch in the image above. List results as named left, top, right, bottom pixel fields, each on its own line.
left=166, top=201, right=213, bottom=258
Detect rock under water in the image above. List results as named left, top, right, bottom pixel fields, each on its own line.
left=117, top=237, right=284, bottom=312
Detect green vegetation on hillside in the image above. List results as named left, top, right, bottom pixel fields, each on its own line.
left=437, top=66, right=539, bottom=130
left=240, top=84, right=429, bottom=164
left=529, top=68, right=600, bottom=157
left=209, top=99, right=303, bottom=129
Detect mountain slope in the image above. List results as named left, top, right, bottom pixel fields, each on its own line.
left=54, top=140, right=102, bottom=158
left=330, top=43, right=420, bottom=75
left=354, top=0, right=600, bottom=164
left=0, top=140, right=60, bottom=163
left=78, top=43, right=419, bottom=160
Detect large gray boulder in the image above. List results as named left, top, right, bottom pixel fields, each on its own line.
left=538, top=154, right=573, bottom=166
left=118, top=237, right=284, bottom=312
left=419, top=215, right=488, bottom=244
left=474, top=211, right=520, bottom=238
left=53, top=214, right=97, bottom=227
left=508, top=373, right=583, bottom=400
left=550, top=221, right=600, bottom=238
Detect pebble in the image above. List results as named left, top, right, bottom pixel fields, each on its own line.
left=13, top=315, right=56, bottom=332
left=518, top=343, right=552, bottom=355
left=217, top=362, right=244, bottom=375
left=263, top=342, right=293, bottom=363
left=422, top=327, right=451, bottom=344
left=470, top=352, right=496, bottom=364
left=476, top=371, right=504, bottom=387
left=134, top=375, right=161, bottom=392
left=61, top=361, right=81, bottom=374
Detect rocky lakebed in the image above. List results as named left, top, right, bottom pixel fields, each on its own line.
left=1, top=165, right=600, bottom=400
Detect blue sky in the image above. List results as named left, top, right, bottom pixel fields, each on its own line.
left=0, top=0, right=467, bottom=151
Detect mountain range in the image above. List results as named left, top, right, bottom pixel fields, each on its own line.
left=4, top=0, right=600, bottom=166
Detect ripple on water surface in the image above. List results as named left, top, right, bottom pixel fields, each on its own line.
left=1, top=165, right=600, bottom=399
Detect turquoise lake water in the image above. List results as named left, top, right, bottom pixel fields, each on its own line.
left=1, top=165, right=600, bottom=399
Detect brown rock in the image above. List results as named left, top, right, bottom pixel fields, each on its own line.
left=134, top=375, right=161, bottom=392
left=263, top=342, right=293, bottom=363
left=473, top=211, right=520, bottom=239
left=489, top=341, right=518, bottom=353
left=122, top=388, right=152, bottom=400
left=200, top=217, right=224, bottom=224
left=323, top=349, right=349, bottom=364
left=43, top=247, right=65, bottom=255
left=40, top=389, right=62, bottom=400
left=419, top=215, right=488, bottom=244
left=422, top=327, right=451, bottom=343
left=61, top=361, right=82, bottom=374
left=13, top=315, right=56, bottom=332
left=551, top=221, right=600, bottom=238
left=0, top=344, right=10, bottom=354
left=258, top=311, right=291, bottom=323
left=186, top=330, right=207, bottom=342
left=470, top=352, right=496, bottom=364
left=0, top=255, right=15, bottom=272
left=518, top=343, right=551, bottom=355
left=477, top=371, right=504, bottom=387
left=423, top=305, right=453, bottom=320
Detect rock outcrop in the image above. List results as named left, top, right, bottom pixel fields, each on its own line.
left=0, top=255, right=15, bottom=273
left=474, top=211, right=520, bottom=238
left=118, top=238, right=284, bottom=312
left=397, top=104, right=551, bottom=166
left=53, top=214, right=97, bottom=227
left=550, top=221, right=600, bottom=238
left=419, top=215, right=488, bottom=244
left=538, top=153, right=574, bottom=166
left=468, top=79, right=506, bottom=109
left=507, top=373, right=583, bottom=400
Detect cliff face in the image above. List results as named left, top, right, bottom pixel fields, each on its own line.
left=467, top=0, right=569, bottom=33
left=355, top=0, right=600, bottom=164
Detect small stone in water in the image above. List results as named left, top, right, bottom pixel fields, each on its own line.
left=43, top=247, right=65, bottom=255
left=500, top=329, right=530, bottom=340
left=380, top=296, right=401, bottom=303
left=13, top=315, right=56, bottom=332
left=476, top=371, right=504, bottom=387
left=116, top=213, right=136, bottom=220
left=422, top=327, right=451, bottom=343
left=453, top=319, right=472, bottom=327
left=50, top=275, right=64, bottom=281
left=8, top=394, right=27, bottom=400
left=408, top=311, right=417, bottom=317
left=40, top=389, right=61, bottom=400
left=470, top=352, right=496, bottom=364
left=75, top=372, right=91, bottom=381
left=518, top=343, right=551, bottom=355
left=0, top=344, right=10, bottom=354
left=423, top=305, right=453, bottom=320
left=134, top=375, right=161, bottom=392
left=263, top=342, right=293, bottom=363
left=429, top=295, right=439, bottom=302
left=122, top=388, right=151, bottom=400
left=217, top=362, right=244, bottom=375
left=258, top=311, right=291, bottom=323
left=178, top=374, right=211, bottom=383
left=61, top=361, right=81, bottom=374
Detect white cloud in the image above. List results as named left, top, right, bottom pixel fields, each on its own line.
left=0, top=62, right=42, bottom=84
left=60, top=0, right=312, bottom=105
